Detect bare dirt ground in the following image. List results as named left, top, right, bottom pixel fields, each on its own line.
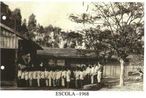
left=0, top=79, right=143, bottom=91
left=100, top=81, right=143, bottom=91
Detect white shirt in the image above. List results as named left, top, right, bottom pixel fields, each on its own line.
left=36, top=71, right=41, bottom=79
left=44, top=71, right=48, bottom=78
left=91, top=67, right=95, bottom=75
left=74, top=71, right=80, bottom=80
left=86, top=67, right=91, bottom=75
left=21, top=72, right=25, bottom=79
left=61, top=71, right=66, bottom=78
left=40, top=71, right=45, bottom=79
left=32, top=71, right=37, bottom=79
left=95, top=66, right=100, bottom=75
left=46, top=71, right=49, bottom=78
left=66, top=70, right=71, bottom=82
left=18, top=70, right=22, bottom=78
left=52, top=71, right=57, bottom=80
left=83, top=70, right=87, bottom=78
left=24, top=72, right=29, bottom=80
left=79, top=71, right=84, bottom=80
left=95, top=66, right=99, bottom=72
left=56, top=71, right=61, bottom=79
left=28, top=71, right=33, bottom=80
left=49, top=71, right=53, bottom=79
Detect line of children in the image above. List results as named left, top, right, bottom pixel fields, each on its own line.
left=17, top=63, right=103, bottom=89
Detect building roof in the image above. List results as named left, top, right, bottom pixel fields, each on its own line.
left=37, top=47, right=97, bottom=59
left=0, top=23, right=28, bottom=39
left=0, top=23, right=43, bottom=50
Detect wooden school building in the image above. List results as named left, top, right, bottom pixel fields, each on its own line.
left=37, top=48, right=119, bottom=77
left=37, top=47, right=98, bottom=66
left=0, top=23, right=42, bottom=86
left=37, top=47, right=120, bottom=77
left=37, top=47, right=143, bottom=79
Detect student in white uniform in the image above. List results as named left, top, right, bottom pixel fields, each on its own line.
left=40, top=70, right=45, bottom=87
left=20, top=70, right=25, bottom=87
left=82, top=68, right=87, bottom=86
left=28, top=71, right=33, bottom=87
left=24, top=70, right=29, bottom=87
left=56, top=70, right=61, bottom=87
left=93, top=64, right=98, bottom=83
left=36, top=71, right=41, bottom=87
left=17, top=69, right=22, bottom=87
left=49, top=70, right=53, bottom=87
left=86, top=65, right=91, bottom=84
left=91, top=65, right=95, bottom=84
left=94, top=64, right=99, bottom=83
left=61, top=69, right=66, bottom=87
left=44, top=69, right=49, bottom=87
left=52, top=71, right=57, bottom=87
left=59, top=70, right=62, bottom=87
left=97, top=63, right=103, bottom=83
left=79, top=69, right=84, bottom=88
left=74, top=69, right=80, bottom=88
left=66, top=69, right=71, bottom=88
left=32, top=71, right=37, bottom=87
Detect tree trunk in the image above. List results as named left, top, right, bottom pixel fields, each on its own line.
left=119, top=58, right=125, bottom=87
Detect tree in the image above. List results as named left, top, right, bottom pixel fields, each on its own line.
left=70, top=2, right=144, bottom=86
left=21, top=19, right=28, bottom=35
left=1, top=2, right=12, bottom=28
left=38, top=25, right=63, bottom=48
left=27, top=13, right=37, bottom=39
left=28, top=13, right=37, bottom=31
left=11, top=8, right=22, bottom=32
left=36, top=23, right=45, bottom=33
left=1, top=2, right=23, bottom=33
left=61, top=31, right=83, bottom=48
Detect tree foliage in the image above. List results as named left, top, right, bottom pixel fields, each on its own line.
left=11, top=8, right=22, bottom=32
left=69, top=2, right=144, bottom=86
left=28, top=13, right=37, bottom=32
left=70, top=2, right=144, bottom=60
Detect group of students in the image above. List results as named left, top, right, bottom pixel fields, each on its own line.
left=17, top=63, right=103, bottom=89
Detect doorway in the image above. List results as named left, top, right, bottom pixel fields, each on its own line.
left=0, top=48, right=16, bottom=82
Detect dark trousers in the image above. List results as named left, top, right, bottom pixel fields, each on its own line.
left=32, top=79, right=37, bottom=87
left=84, top=76, right=88, bottom=85
left=56, top=79, right=60, bottom=87
left=67, top=81, right=70, bottom=88
left=70, top=79, right=75, bottom=88
left=94, top=75, right=97, bottom=83
left=25, top=80, right=29, bottom=87
left=40, top=79, right=46, bottom=87
left=78, top=79, right=83, bottom=88
left=17, top=78, right=21, bottom=87
left=19, top=79, right=26, bottom=87
left=86, top=75, right=90, bottom=84
left=75, top=79, right=80, bottom=89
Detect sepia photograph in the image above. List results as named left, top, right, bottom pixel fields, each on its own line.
left=0, top=0, right=144, bottom=91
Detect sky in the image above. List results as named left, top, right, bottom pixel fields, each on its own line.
left=3, top=0, right=144, bottom=31
left=4, top=1, right=91, bottom=31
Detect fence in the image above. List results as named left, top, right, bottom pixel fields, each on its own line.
left=103, top=62, right=143, bottom=78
